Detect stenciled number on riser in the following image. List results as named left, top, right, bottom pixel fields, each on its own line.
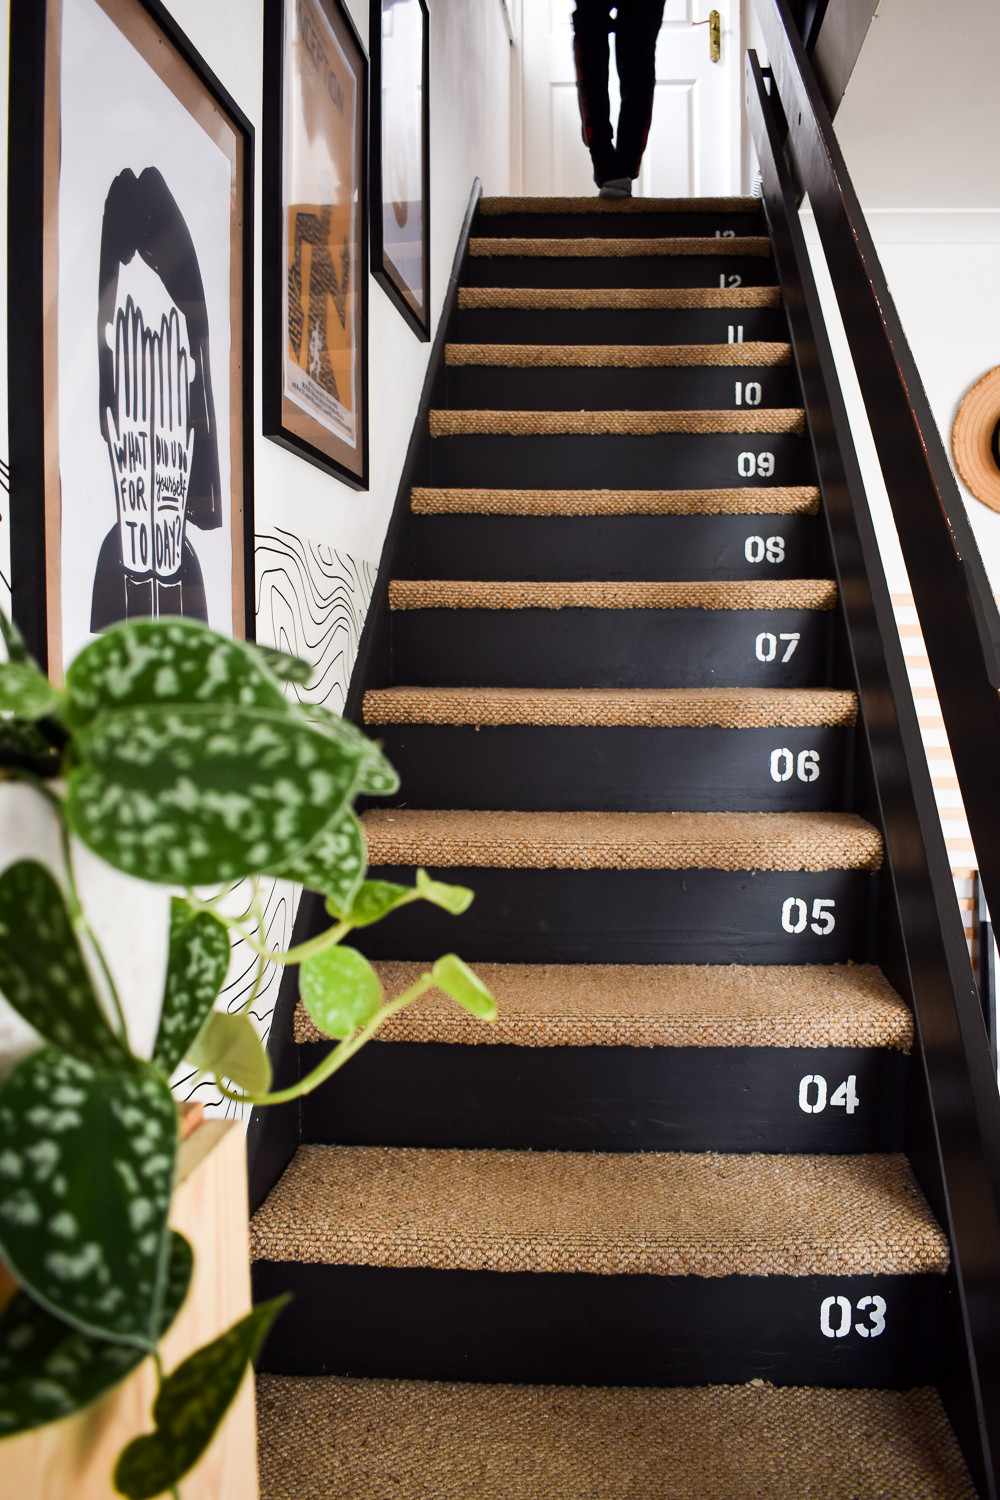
left=769, top=748, right=819, bottom=782
left=755, top=631, right=800, bottom=663
left=745, top=535, right=784, bottom=563
left=781, top=896, right=836, bottom=935
left=738, top=450, right=775, bottom=477
left=798, top=1074, right=860, bottom=1115
left=820, top=1295, right=886, bottom=1340
left=720, top=273, right=743, bottom=288
left=735, top=381, right=762, bottom=407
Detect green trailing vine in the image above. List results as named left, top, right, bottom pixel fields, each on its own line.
left=0, top=610, right=496, bottom=1496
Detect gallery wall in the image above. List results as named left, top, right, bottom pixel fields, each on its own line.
left=0, top=0, right=514, bottom=1102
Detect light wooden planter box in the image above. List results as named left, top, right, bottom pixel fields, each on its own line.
left=2, top=1119, right=259, bottom=1500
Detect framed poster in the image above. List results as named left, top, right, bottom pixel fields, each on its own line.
left=263, top=0, right=370, bottom=489
left=7, top=0, right=254, bottom=678
left=370, top=0, right=430, bottom=340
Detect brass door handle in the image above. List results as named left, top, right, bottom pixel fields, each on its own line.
left=693, top=9, right=722, bottom=63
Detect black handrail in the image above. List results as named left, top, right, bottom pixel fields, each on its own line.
left=746, top=47, right=1000, bottom=1498
left=752, top=0, right=1000, bottom=965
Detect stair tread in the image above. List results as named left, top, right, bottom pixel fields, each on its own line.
left=428, top=408, right=804, bottom=437
left=251, top=1146, right=947, bottom=1277
left=256, top=1376, right=975, bottom=1500
left=459, top=285, right=781, bottom=308
left=361, top=809, right=882, bottom=872
left=470, top=236, right=772, bottom=258
left=445, top=341, right=791, bottom=367
left=388, top=579, right=836, bottom=611
left=410, top=484, right=819, bottom=515
left=363, top=685, right=856, bottom=728
left=480, top=194, right=763, bottom=215
left=293, top=961, right=911, bottom=1050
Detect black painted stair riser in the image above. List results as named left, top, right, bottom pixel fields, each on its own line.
left=402, top=512, right=819, bottom=582
left=390, top=608, right=832, bottom=689
left=434, top=364, right=803, bottom=414
left=371, top=725, right=851, bottom=813
left=462, top=254, right=776, bottom=290
left=252, top=1264, right=946, bottom=1389
left=353, top=866, right=879, bottom=966
left=453, top=306, right=788, bottom=346
left=425, top=433, right=811, bottom=490
left=298, top=1042, right=908, bottom=1154
left=474, top=210, right=766, bottom=239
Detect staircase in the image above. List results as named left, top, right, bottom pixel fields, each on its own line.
left=250, top=195, right=978, bottom=1497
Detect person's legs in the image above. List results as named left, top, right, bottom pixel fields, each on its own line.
left=572, top=0, right=618, bottom=187
left=613, top=0, right=667, bottom=179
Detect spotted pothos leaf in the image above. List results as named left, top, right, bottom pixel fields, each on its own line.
left=415, top=868, right=475, bottom=915
left=0, top=717, right=62, bottom=775
left=151, top=901, right=232, bottom=1077
left=0, top=660, right=58, bottom=720
left=299, top=704, right=400, bottom=797
left=326, top=877, right=414, bottom=925
left=0, top=1049, right=177, bottom=1348
left=250, top=644, right=313, bottom=685
left=62, top=619, right=288, bottom=729
left=63, top=705, right=366, bottom=885
left=0, top=607, right=31, bottom=666
left=268, top=808, right=367, bottom=910
left=0, top=1230, right=193, bottom=1437
left=186, top=1011, right=272, bottom=1096
left=113, top=1297, right=288, bottom=1500
left=300, top=945, right=382, bottom=1040
left=431, top=953, right=497, bottom=1020
left=0, top=860, right=127, bottom=1068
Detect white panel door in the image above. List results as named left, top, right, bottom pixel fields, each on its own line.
left=522, top=0, right=742, bottom=197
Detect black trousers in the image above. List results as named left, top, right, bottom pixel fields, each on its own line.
left=573, top=0, right=667, bottom=184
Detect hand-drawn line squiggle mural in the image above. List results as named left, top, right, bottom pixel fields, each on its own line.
left=175, top=537, right=375, bottom=1119
left=255, top=530, right=376, bottom=712
left=173, top=874, right=298, bottom=1123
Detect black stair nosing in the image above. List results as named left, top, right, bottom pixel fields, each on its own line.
left=461, top=256, right=777, bottom=291
left=473, top=210, right=766, bottom=239
left=362, top=723, right=850, bottom=813
left=400, top=511, right=819, bottom=582
left=452, top=307, right=789, bottom=345
left=434, top=363, right=802, bottom=413
left=297, top=1040, right=908, bottom=1155
left=390, top=608, right=832, bottom=690
left=353, top=865, right=878, bottom=966
left=252, top=1262, right=945, bottom=1389
left=423, top=431, right=812, bottom=490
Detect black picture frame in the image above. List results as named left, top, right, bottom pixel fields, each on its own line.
left=369, top=0, right=430, bottom=340
left=7, top=0, right=256, bottom=676
left=263, top=0, right=370, bottom=489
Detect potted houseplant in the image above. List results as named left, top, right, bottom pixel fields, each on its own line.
left=0, top=610, right=495, bottom=1498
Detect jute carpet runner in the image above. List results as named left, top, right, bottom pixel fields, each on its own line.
left=250, top=1147, right=947, bottom=1278
left=387, top=578, right=837, bottom=610
left=293, top=961, right=912, bottom=1051
left=410, top=484, right=820, bottom=514
left=362, top=685, right=858, bottom=728
left=256, top=1377, right=976, bottom=1500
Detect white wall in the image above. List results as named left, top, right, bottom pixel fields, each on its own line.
left=0, top=0, right=514, bottom=1101
left=830, top=0, right=1000, bottom=584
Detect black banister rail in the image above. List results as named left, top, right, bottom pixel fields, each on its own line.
left=745, top=44, right=1000, bottom=1498
left=752, top=0, right=1000, bottom=957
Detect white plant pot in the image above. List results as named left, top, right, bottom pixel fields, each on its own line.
left=0, top=781, right=171, bottom=1070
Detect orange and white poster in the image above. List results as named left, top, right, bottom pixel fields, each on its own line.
left=282, top=0, right=360, bottom=449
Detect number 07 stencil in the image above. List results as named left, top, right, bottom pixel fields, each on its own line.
left=7, top=0, right=255, bottom=675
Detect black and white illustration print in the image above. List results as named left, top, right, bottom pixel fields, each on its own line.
left=92, top=167, right=222, bottom=630
left=58, top=0, right=234, bottom=668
